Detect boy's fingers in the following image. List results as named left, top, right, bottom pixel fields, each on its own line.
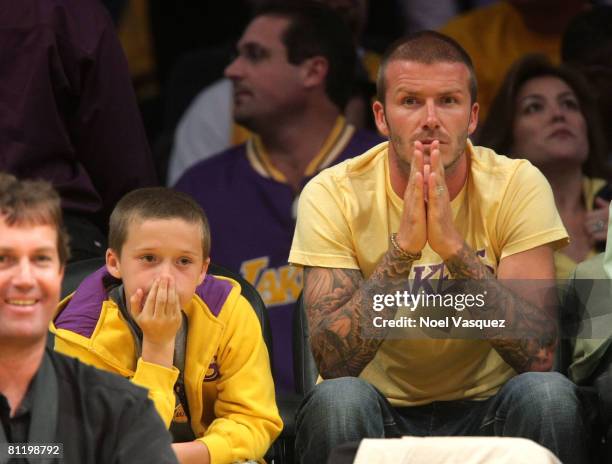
left=155, top=276, right=169, bottom=317
left=142, top=279, right=159, bottom=317
left=168, top=276, right=180, bottom=317
left=130, top=288, right=144, bottom=317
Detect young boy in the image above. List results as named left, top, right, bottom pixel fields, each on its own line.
left=0, top=174, right=177, bottom=463
left=52, top=188, right=282, bottom=464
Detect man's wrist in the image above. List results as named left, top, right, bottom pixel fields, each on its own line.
left=390, top=233, right=422, bottom=261
left=437, top=237, right=465, bottom=261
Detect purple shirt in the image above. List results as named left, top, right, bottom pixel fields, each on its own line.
left=175, top=126, right=383, bottom=391
left=0, top=0, right=157, bottom=226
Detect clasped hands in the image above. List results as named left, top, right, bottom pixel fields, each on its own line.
left=395, top=140, right=464, bottom=260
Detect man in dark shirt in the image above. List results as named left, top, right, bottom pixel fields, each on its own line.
left=0, top=0, right=158, bottom=262
left=0, top=173, right=177, bottom=464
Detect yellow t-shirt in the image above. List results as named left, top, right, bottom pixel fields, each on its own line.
left=289, top=141, right=568, bottom=406
left=440, top=1, right=560, bottom=120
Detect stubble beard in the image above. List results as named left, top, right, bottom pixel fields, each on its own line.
left=389, top=127, right=469, bottom=178
left=444, top=128, right=469, bottom=175
left=233, top=106, right=257, bottom=132
left=390, top=132, right=411, bottom=177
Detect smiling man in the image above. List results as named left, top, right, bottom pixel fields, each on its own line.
left=0, top=173, right=178, bottom=463
left=289, top=31, right=589, bottom=464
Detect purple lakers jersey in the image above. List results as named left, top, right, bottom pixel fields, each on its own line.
left=175, top=118, right=383, bottom=391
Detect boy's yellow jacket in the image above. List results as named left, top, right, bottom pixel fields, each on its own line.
left=51, top=268, right=282, bottom=464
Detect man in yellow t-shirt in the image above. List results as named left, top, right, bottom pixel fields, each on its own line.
left=289, top=31, right=588, bottom=464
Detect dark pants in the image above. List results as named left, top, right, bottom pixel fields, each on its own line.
left=295, top=373, right=589, bottom=464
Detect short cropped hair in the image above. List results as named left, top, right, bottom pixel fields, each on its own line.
left=477, top=54, right=609, bottom=180
left=109, top=188, right=211, bottom=258
left=376, top=30, right=477, bottom=105
left=0, top=173, right=70, bottom=266
left=255, top=1, right=356, bottom=110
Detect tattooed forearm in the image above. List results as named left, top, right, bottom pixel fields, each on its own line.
left=304, top=245, right=416, bottom=378
left=444, top=242, right=557, bottom=372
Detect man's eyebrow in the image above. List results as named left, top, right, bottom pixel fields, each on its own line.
left=238, top=41, right=270, bottom=54
left=393, top=85, right=421, bottom=95
left=438, top=87, right=465, bottom=95
left=33, top=247, right=56, bottom=253
left=0, top=246, right=55, bottom=253
left=394, top=86, right=465, bottom=95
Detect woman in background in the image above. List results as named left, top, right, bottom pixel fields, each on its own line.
left=478, top=54, right=611, bottom=279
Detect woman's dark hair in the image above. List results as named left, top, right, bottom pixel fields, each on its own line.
left=477, top=54, right=610, bottom=180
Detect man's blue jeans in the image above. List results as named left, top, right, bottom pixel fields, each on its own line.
left=295, top=373, right=588, bottom=464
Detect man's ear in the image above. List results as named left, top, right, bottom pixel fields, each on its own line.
left=106, top=248, right=122, bottom=279
left=468, top=102, right=479, bottom=135
left=301, top=56, right=328, bottom=89
left=199, top=257, right=211, bottom=285
left=373, top=100, right=390, bottom=137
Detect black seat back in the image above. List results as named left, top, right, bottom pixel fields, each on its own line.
left=61, top=256, right=107, bottom=299
left=208, top=263, right=273, bottom=359
left=293, top=293, right=319, bottom=395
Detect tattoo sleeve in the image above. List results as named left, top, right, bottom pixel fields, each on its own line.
left=303, top=245, right=416, bottom=378
left=444, top=242, right=557, bottom=372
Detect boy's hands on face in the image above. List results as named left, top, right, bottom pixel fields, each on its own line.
left=131, top=275, right=182, bottom=368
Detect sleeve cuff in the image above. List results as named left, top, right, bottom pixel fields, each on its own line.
left=132, top=357, right=179, bottom=392
left=199, top=433, right=232, bottom=464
